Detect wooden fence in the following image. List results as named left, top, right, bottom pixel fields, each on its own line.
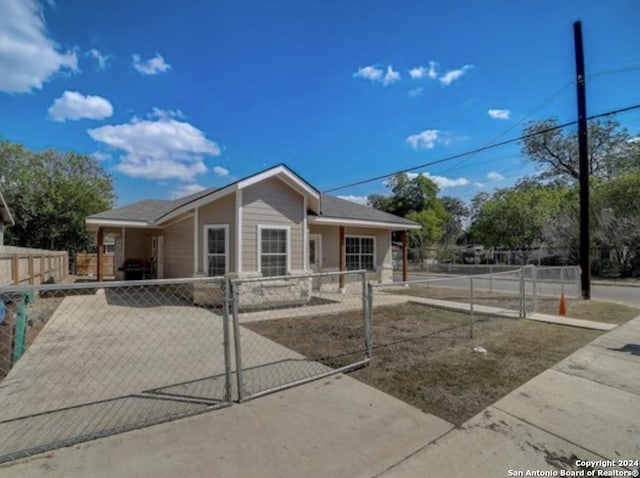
left=0, top=246, right=69, bottom=285
left=74, top=253, right=115, bottom=277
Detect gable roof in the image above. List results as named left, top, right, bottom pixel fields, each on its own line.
left=87, top=164, right=419, bottom=229
left=0, top=191, right=15, bottom=226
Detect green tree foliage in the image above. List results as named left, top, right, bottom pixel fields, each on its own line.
left=469, top=186, right=566, bottom=251
left=0, top=139, right=115, bottom=252
left=368, top=173, right=449, bottom=258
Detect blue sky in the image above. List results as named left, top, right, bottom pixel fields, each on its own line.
left=1, top=0, right=639, bottom=207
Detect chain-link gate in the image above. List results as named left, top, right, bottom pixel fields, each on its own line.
left=0, top=277, right=232, bottom=463
left=229, top=270, right=371, bottom=401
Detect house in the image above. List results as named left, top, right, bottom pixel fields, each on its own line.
left=0, top=191, right=15, bottom=247
left=85, top=165, right=419, bottom=290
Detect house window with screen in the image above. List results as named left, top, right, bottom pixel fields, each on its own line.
left=206, top=226, right=226, bottom=276
left=345, top=236, right=375, bottom=271
left=260, top=228, right=288, bottom=276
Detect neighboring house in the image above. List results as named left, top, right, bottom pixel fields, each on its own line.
left=86, top=165, right=419, bottom=287
left=0, top=191, right=15, bottom=247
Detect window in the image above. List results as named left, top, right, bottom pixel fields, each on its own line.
left=260, top=227, right=288, bottom=276
left=205, top=226, right=227, bottom=276
left=345, top=236, right=375, bottom=271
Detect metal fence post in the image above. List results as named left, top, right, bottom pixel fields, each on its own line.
left=231, top=281, right=245, bottom=402
left=365, top=281, right=373, bottom=360
left=222, top=278, right=233, bottom=403
left=489, top=265, right=493, bottom=292
left=469, top=277, right=474, bottom=338
left=532, top=266, right=538, bottom=314
left=519, top=267, right=526, bottom=319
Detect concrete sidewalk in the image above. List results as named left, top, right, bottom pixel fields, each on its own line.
left=379, top=314, right=640, bottom=477
left=0, top=374, right=454, bottom=478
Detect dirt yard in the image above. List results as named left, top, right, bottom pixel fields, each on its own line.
left=244, top=302, right=603, bottom=425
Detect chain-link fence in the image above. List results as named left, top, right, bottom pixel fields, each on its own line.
left=0, top=270, right=373, bottom=461
left=229, top=270, right=371, bottom=401
left=0, top=277, right=232, bottom=464
left=377, top=268, right=530, bottom=336
left=395, top=264, right=581, bottom=313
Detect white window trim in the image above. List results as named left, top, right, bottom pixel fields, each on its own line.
left=257, top=225, right=291, bottom=276
left=345, top=234, right=376, bottom=272
left=203, top=224, right=229, bottom=276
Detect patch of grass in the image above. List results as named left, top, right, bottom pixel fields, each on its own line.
left=244, top=302, right=602, bottom=426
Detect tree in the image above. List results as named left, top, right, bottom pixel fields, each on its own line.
left=406, top=203, right=448, bottom=260
left=521, top=118, right=637, bottom=181
left=440, top=196, right=469, bottom=248
left=469, top=186, right=565, bottom=252
left=0, top=140, right=115, bottom=252
left=372, top=173, right=440, bottom=217
left=591, top=172, right=640, bottom=275
left=368, top=172, right=447, bottom=260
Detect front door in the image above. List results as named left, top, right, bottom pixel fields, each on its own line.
left=309, top=234, right=321, bottom=289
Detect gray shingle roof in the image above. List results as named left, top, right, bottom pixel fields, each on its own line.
left=88, top=199, right=172, bottom=222
left=317, top=194, right=418, bottom=226
left=88, top=166, right=417, bottom=228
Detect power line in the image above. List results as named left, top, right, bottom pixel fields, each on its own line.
left=323, top=103, right=640, bottom=193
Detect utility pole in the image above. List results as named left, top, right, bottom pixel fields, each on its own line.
left=574, top=21, right=591, bottom=299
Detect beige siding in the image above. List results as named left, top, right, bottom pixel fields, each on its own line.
left=309, top=225, right=392, bottom=271
left=162, top=217, right=194, bottom=278
left=242, top=177, right=305, bottom=273
left=124, top=228, right=154, bottom=260
left=198, top=193, right=236, bottom=274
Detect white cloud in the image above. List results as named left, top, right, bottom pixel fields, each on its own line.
left=409, top=61, right=438, bottom=80
left=427, top=61, right=438, bottom=79
left=439, top=64, right=473, bottom=86
left=92, top=151, right=111, bottom=162
left=406, top=129, right=440, bottom=150
left=409, top=66, right=427, bottom=79
left=132, top=53, right=171, bottom=75
left=149, top=107, right=185, bottom=120
left=337, top=195, right=369, bottom=206
left=86, top=48, right=110, bottom=70
left=488, top=109, right=511, bottom=120
left=353, top=65, right=383, bottom=82
left=407, top=172, right=469, bottom=189
left=88, top=113, right=220, bottom=181
left=0, top=0, right=78, bottom=93
left=474, top=182, right=485, bottom=188
left=213, top=166, right=229, bottom=176
left=487, top=171, right=505, bottom=181
left=353, top=64, right=399, bottom=86
left=382, top=65, right=401, bottom=86
left=171, top=183, right=206, bottom=199
left=628, top=136, right=640, bottom=144
left=408, top=87, right=423, bottom=98
left=423, top=172, right=469, bottom=189
left=48, top=91, right=113, bottom=121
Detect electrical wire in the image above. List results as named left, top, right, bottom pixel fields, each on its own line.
left=324, top=103, right=640, bottom=193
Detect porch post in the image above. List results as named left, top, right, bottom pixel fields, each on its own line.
left=339, top=226, right=345, bottom=289
left=97, top=227, right=104, bottom=282
left=401, top=229, right=408, bottom=282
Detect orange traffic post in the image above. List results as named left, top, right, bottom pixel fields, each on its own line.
left=558, top=292, right=567, bottom=316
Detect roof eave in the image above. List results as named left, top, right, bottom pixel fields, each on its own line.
left=308, top=216, right=421, bottom=230
left=85, top=218, right=155, bottom=231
